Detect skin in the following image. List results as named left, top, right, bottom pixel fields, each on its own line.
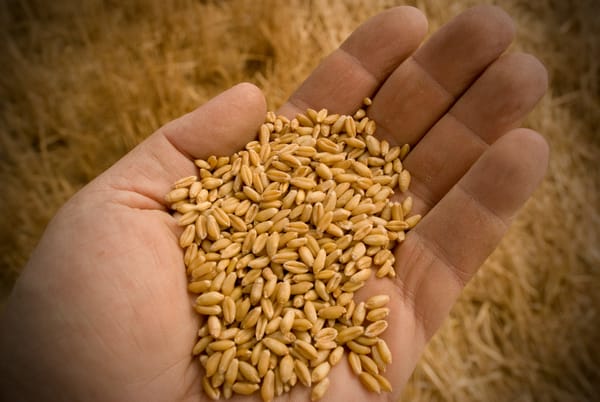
left=0, top=5, right=548, bottom=402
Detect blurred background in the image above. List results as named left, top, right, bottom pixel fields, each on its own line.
left=0, top=0, right=598, bottom=400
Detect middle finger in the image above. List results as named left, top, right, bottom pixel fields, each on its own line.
left=368, top=5, right=516, bottom=146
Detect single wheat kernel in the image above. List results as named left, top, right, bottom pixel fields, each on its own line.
left=232, top=382, right=260, bottom=395
left=366, top=307, right=390, bottom=322
left=358, top=354, right=379, bottom=375
left=355, top=336, right=379, bottom=347
left=294, top=339, right=319, bottom=360
left=406, top=214, right=422, bottom=229
left=205, top=352, right=222, bottom=377
left=224, top=358, right=239, bottom=385
left=377, top=339, right=392, bottom=364
left=316, top=305, right=344, bottom=320
left=311, top=377, right=330, bottom=401
left=371, top=345, right=387, bottom=372
left=196, top=291, right=225, bottom=306
left=294, top=359, right=312, bottom=387
left=261, top=370, right=275, bottom=402
left=279, top=355, right=294, bottom=383
left=202, top=376, right=220, bottom=400
left=311, top=361, right=331, bottom=383
left=348, top=351, right=362, bottom=375
left=347, top=341, right=371, bottom=355
left=364, top=320, right=388, bottom=337
left=399, top=169, right=411, bottom=193
left=179, top=224, right=196, bottom=248
left=192, top=336, right=212, bottom=356
left=262, top=337, right=289, bottom=356
left=365, top=295, right=390, bottom=310
left=358, top=372, right=381, bottom=393
left=166, top=187, right=189, bottom=203
left=373, top=372, right=393, bottom=392
left=217, top=347, right=236, bottom=375
left=218, top=327, right=239, bottom=340
left=329, top=346, right=344, bottom=366
left=209, top=339, right=235, bottom=352
left=336, top=326, right=364, bottom=344
left=238, top=360, right=261, bottom=383
left=207, top=315, right=221, bottom=338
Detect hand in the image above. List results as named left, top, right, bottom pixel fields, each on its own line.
left=0, top=5, right=548, bottom=402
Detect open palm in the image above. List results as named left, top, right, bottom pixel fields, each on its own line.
left=0, top=5, right=548, bottom=402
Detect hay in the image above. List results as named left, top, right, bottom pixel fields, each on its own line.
left=0, top=0, right=598, bottom=400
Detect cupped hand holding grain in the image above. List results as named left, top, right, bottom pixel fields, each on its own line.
left=0, top=5, right=548, bottom=402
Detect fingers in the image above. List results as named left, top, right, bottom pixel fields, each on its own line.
left=162, top=83, right=266, bottom=158
left=395, top=129, right=549, bottom=339
left=97, top=83, right=266, bottom=207
left=277, top=6, right=427, bottom=118
left=401, top=52, right=548, bottom=214
left=369, top=5, right=516, bottom=146
left=347, top=130, right=548, bottom=399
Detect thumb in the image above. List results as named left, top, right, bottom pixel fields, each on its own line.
left=162, top=82, right=267, bottom=158
left=93, top=83, right=267, bottom=208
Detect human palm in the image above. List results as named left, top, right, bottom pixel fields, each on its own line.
left=0, top=5, right=548, bottom=402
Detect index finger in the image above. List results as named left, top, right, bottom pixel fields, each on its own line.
left=277, top=6, right=428, bottom=118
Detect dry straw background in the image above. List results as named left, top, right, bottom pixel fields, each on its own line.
left=0, top=0, right=598, bottom=401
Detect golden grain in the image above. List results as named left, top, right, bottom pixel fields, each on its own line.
left=294, top=339, right=319, bottom=360
left=366, top=307, right=390, bottom=322
left=370, top=344, right=387, bottom=372
left=218, top=327, right=239, bottom=340
left=253, top=350, right=267, bottom=377
left=196, top=291, right=225, bottom=306
left=202, top=376, right=220, bottom=400
left=318, top=305, right=346, bottom=320
left=358, top=354, right=379, bottom=375
left=179, top=224, right=196, bottom=248
left=347, top=340, right=371, bottom=355
left=336, top=326, right=364, bottom=344
left=238, top=360, right=261, bottom=383
left=279, top=355, right=294, bottom=383
left=218, top=347, right=237, bottom=374
left=325, top=346, right=342, bottom=367
left=262, top=337, right=289, bottom=356
left=358, top=372, right=381, bottom=393
left=166, top=187, right=189, bottom=203
left=311, top=377, right=330, bottom=401
left=311, top=361, right=330, bottom=383
left=195, top=304, right=222, bottom=316
left=294, top=359, right=312, bottom=387
left=224, top=358, right=239, bottom=385
left=348, top=351, right=362, bottom=375
left=364, top=320, right=388, bottom=337
left=232, top=382, right=260, bottom=395
left=241, top=306, right=262, bottom=329
left=168, top=105, right=421, bottom=401
left=205, top=352, right=222, bottom=377
left=261, top=370, right=275, bottom=402
left=192, top=336, right=212, bottom=356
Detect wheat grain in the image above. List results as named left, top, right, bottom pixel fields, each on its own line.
left=168, top=103, right=423, bottom=400
left=347, top=340, right=371, bottom=355
left=358, top=372, right=381, bottom=393
left=358, top=354, right=379, bottom=375
left=311, top=361, right=330, bottom=383
left=348, top=351, right=362, bottom=375
left=311, top=377, right=330, bottom=401
left=232, top=382, right=260, bottom=395
left=364, top=320, right=388, bottom=337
